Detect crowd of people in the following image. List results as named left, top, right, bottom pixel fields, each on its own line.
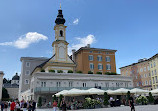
left=52, top=98, right=83, bottom=111
left=0, top=100, right=36, bottom=111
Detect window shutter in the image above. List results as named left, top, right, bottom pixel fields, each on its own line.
left=88, top=56, right=90, bottom=60
left=110, top=65, right=111, bottom=70
left=101, top=56, right=102, bottom=61
left=109, top=57, right=111, bottom=62
left=102, top=65, right=103, bottom=70
left=93, top=64, right=94, bottom=69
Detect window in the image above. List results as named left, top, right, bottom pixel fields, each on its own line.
left=149, top=73, right=151, bottom=77
left=149, top=80, right=151, bottom=85
left=83, top=83, right=86, bottom=87
left=97, top=55, right=102, bottom=61
left=152, top=77, right=155, bottom=84
left=106, top=64, right=111, bottom=70
left=59, top=30, right=63, bottom=36
left=116, top=83, right=119, bottom=87
left=140, top=68, right=143, bottom=72
left=125, top=83, right=128, bottom=87
left=145, top=81, right=148, bottom=85
left=25, top=79, right=29, bottom=84
left=25, top=70, right=30, bottom=75
left=69, top=82, right=73, bottom=87
left=98, top=64, right=103, bottom=70
left=26, top=62, right=30, bottom=67
left=147, top=66, right=150, bottom=70
left=105, top=83, right=109, bottom=87
left=152, top=71, right=154, bottom=76
left=144, top=67, right=146, bottom=71
left=41, top=82, right=46, bottom=87
left=106, top=56, right=111, bottom=62
left=155, top=69, right=157, bottom=75
left=98, top=51, right=102, bottom=54
left=144, top=74, right=147, bottom=78
left=90, top=63, right=94, bottom=70
left=154, top=62, right=156, bottom=67
left=151, top=64, right=153, bottom=68
left=56, top=82, right=61, bottom=87
left=88, top=55, right=93, bottom=61
left=155, top=76, right=158, bottom=83
left=105, top=52, right=109, bottom=54
left=95, top=83, right=98, bottom=87
left=89, top=51, right=93, bottom=53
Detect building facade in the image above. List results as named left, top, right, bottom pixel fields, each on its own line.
left=120, top=59, right=152, bottom=90
left=19, top=7, right=133, bottom=104
left=72, top=46, right=117, bottom=74
left=148, top=54, right=158, bottom=89
left=3, top=73, right=20, bottom=99
left=0, top=71, right=4, bottom=101
left=19, top=57, right=49, bottom=98
left=29, top=73, right=133, bottom=103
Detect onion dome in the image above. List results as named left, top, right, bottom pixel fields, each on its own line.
left=12, top=73, right=19, bottom=80
left=55, top=5, right=66, bottom=25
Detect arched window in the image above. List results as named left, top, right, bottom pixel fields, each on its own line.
left=59, top=30, right=63, bottom=37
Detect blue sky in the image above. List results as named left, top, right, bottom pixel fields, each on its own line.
left=0, top=0, right=158, bottom=79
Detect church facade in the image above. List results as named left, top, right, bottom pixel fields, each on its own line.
left=19, top=7, right=133, bottom=103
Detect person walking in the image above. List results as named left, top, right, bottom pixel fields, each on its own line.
left=23, top=101, right=27, bottom=111
left=53, top=100, right=57, bottom=111
left=1, top=102, right=4, bottom=111
left=60, top=98, right=67, bottom=111
left=4, top=102, right=8, bottom=111
left=32, top=100, right=36, bottom=111
left=15, top=101, right=21, bottom=111
left=28, top=101, right=32, bottom=111
left=10, top=100, right=16, bottom=111
left=129, top=96, right=135, bottom=111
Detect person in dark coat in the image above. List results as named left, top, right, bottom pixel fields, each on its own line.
left=60, top=98, right=67, bottom=111
left=129, top=96, right=135, bottom=111
left=32, top=100, right=36, bottom=111
left=28, top=101, right=32, bottom=111
left=1, top=102, right=4, bottom=111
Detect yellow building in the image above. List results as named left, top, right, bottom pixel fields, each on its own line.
left=148, top=54, right=158, bottom=89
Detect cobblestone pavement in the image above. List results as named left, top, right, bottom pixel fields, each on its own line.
left=37, top=105, right=158, bottom=111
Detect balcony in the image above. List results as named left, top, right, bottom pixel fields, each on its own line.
left=34, top=87, right=132, bottom=94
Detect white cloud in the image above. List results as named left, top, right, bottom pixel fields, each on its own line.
left=0, top=32, right=48, bottom=49
left=73, top=18, right=79, bottom=25
left=68, top=34, right=96, bottom=55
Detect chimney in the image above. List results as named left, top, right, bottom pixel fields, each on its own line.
left=87, top=44, right=90, bottom=48
left=72, top=49, right=76, bottom=62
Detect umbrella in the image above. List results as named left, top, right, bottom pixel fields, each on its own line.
left=105, top=89, right=114, bottom=95
left=130, top=88, right=149, bottom=95
left=110, top=88, right=130, bottom=95
left=54, top=90, right=69, bottom=97
left=87, top=88, right=105, bottom=95
left=150, top=89, right=158, bottom=94
left=65, top=88, right=87, bottom=96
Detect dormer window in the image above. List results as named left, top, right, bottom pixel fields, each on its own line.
left=59, top=30, right=63, bottom=37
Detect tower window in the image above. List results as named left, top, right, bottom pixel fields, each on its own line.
left=59, top=30, right=63, bottom=37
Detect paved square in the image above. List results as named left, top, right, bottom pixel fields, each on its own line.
left=37, top=105, right=158, bottom=111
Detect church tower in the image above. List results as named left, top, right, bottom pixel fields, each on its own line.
left=52, top=6, right=69, bottom=62
left=31, top=6, right=76, bottom=73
